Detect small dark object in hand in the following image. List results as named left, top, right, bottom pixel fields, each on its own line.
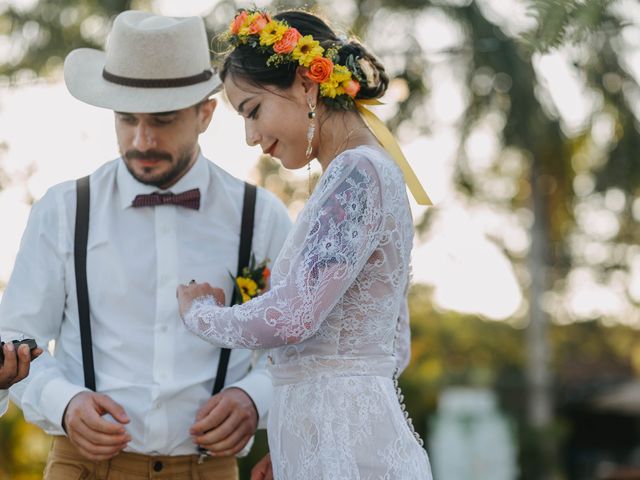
left=0, top=338, right=38, bottom=364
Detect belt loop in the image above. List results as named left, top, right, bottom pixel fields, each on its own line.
left=96, top=457, right=109, bottom=480
left=191, top=454, right=200, bottom=480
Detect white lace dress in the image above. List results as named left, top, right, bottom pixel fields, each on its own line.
left=183, top=145, right=432, bottom=479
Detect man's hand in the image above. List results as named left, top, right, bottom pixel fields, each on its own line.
left=63, top=391, right=131, bottom=461
left=190, top=387, right=258, bottom=457
left=251, top=453, right=273, bottom=480
left=0, top=342, right=43, bottom=389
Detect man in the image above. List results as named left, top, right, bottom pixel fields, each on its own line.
left=0, top=11, right=291, bottom=479
left=0, top=340, right=42, bottom=416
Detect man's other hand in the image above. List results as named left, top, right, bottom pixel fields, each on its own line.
left=63, top=391, right=131, bottom=461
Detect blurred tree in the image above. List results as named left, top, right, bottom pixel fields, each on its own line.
left=526, top=0, right=616, bottom=52
left=410, top=1, right=636, bottom=476
left=0, top=0, right=151, bottom=81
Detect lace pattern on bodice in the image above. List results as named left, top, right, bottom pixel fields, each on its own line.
left=183, top=146, right=413, bottom=371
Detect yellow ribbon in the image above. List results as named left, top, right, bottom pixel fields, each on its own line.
left=356, top=100, right=432, bottom=206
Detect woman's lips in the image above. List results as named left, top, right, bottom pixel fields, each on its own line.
left=263, top=141, right=278, bottom=156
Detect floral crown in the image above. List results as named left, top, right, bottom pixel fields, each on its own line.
left=227, top=9, right=378, bottom=110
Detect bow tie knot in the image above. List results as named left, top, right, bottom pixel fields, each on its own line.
left=132, top=188, right=200, bottom=210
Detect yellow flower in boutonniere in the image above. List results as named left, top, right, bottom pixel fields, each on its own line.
left=231, top=254, right=271, bottom=304
left=292, top=35, right=324, bottom=67
left=236, top=277, right=258, bottom=303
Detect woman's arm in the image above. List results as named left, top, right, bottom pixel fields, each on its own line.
left=179, top=155, right=384, bottom=349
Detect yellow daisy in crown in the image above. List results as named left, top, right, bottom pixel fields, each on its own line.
left=292, top=35, right=324, bottom=67
left=320, top=65, right=354, bottom=98
left=260, top=20, right=288, bottom=46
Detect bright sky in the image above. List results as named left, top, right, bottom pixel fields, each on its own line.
left=0, top=0, right=561, bottom=322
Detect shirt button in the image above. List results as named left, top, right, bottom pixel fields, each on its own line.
left=159, top=325, right=168, bottom=333
left=153, top=460, right=163, bottom=472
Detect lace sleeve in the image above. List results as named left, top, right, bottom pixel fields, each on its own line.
left=182, top=155, right=384, bottom=349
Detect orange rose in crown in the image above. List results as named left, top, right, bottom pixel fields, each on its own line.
left=248, top=13, right=270, bottom=34
left=230, top=11, right=248, bottom=35
left=273, top=27, right=302, bottom=54
left=306, top=57, right=334, bottom=83
left=343, top=79, right=361, bottom=98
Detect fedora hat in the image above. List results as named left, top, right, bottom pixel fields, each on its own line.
left=64, top=11, right=222, bottom=113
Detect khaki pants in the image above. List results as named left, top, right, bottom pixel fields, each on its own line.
left=43, top=437, right=239, bottom=480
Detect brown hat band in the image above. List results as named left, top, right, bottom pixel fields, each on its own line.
left=102, top=68, right=213, bottom=88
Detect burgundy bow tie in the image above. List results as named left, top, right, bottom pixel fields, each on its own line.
left=131, top=188, right=200, bottom=210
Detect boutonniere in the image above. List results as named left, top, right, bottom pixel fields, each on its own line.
left=231, top=254, right=271, bottom=304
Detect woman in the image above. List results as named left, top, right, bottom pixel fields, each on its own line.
left=178, top=10, right=432, bottom=479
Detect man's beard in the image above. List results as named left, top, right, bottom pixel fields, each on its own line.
left=123, top=146, right=195, bottom=188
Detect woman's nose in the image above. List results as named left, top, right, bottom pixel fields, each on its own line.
left=245, top=121, right=261, bottom=147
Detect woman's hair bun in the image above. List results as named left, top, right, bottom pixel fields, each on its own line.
left=336, top=41, right=389, bottom=100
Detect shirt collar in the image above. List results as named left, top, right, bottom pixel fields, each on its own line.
left=117, top=151, right=210, bottom=210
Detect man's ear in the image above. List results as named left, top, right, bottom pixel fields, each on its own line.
left=197, top=98, right=218, bottom=133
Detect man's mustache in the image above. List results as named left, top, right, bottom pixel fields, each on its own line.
left=125, top=150, right=172, bottom=162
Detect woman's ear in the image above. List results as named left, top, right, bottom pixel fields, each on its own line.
left=294, top=67, right=319, bottom=105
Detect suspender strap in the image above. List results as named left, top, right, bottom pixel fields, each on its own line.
left=74, top=176, right=96, bottom=391
left=212, top=182, right=257, bottom=395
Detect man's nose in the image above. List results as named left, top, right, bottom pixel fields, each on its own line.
left=132, top=123, right=158, bottom=150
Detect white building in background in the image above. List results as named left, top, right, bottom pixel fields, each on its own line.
left=431, top=387, right=518, bottom=480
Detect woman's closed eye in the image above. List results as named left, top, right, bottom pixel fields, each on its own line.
left=248, top=104, right=260, bottom=119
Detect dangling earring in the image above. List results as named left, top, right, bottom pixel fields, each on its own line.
left=306, top=98, right=316, bottom=159
left=306, top=97, right=316, bottom=195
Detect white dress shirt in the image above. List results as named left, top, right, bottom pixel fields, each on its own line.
left=0, top=390, right=7, bottom=416
left=0, top=153, right=292, bottom=455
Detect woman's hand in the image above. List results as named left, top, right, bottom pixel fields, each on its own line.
left=251, top=452, right=273, bottom=480
left=176, top=282, right=226, bottom=319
